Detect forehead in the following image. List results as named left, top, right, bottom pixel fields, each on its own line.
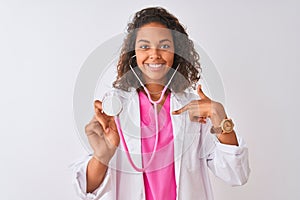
left=136, top=23, right=173, bottom=41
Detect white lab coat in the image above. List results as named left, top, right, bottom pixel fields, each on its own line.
left=72, top=88, right=250, bottom=200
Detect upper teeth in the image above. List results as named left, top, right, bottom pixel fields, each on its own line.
left=148, top=64, right=163, bottom=68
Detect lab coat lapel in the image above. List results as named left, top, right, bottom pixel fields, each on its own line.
left=170, top=93, right=185, bottom=189
left=118, top=91, right=143, bottom=172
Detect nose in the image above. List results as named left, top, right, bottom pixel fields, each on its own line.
left=149, top=48, right=161, bottom=59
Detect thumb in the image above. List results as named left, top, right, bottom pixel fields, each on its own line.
left=197, top=85, right=208, bottom=99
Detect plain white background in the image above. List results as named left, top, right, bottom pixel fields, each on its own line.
left=0, top=0, right=299, bottom=199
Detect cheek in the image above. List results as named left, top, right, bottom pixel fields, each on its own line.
left=135, top=52, right=143, bottom=65
left=136, top=57, right=144, bottom=67
left=165, top=53, right=174, bottom=66
left=135, top=51, right=146, bottom=65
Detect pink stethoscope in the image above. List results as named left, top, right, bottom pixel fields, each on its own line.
left=102, top=56, right=180, bottom=172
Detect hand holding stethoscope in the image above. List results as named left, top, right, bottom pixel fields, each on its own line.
left=172, top=84, right=227, bottom=129
left=85, top=100, right=120, bottom=165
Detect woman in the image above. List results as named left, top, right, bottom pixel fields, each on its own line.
left=73, top=7, right=250, bottom=200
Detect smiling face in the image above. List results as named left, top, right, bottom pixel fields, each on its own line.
left=135, top=22, right=175, bottom=85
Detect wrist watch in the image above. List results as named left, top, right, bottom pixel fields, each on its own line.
left=210, top=118, right=234, bottom=134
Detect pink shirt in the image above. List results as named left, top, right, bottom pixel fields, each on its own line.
left=139, top=92, right=176, bottom=200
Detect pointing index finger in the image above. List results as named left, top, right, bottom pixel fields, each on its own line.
left=172, top=104, right=189, bottom=115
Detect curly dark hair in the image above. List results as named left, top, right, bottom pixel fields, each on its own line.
left=113, top=7, right=201, bottom=93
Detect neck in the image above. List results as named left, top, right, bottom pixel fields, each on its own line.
left=144, top=83, right=167, bottom=101
left=145, top=83, right=164, bottom=94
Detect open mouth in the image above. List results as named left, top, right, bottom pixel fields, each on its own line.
left=144, top=63, right=166, bottom=71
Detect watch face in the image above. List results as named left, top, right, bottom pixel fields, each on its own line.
left=222, top=119, right=234, bottom=132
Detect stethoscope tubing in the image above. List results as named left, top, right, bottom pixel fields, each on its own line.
left=114, top=57, right=180, bottom=172
left=114, top=102, right=159, bottom=172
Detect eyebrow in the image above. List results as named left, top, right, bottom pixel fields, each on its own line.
left=137, top=39, right=172, bottom=43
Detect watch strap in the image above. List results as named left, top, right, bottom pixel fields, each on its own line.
left=210, top=126, right=222, bottom=134
left=210, top=118, right=234, bottom=134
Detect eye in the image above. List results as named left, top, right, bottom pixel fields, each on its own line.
left=139, top=45, right=150, bottom=49
left=160, top=44, right=170, bottom=49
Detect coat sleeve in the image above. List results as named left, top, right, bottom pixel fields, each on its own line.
left=70, top=155, right=114, bottom=200
left=202, top=121, right=251, bottom=186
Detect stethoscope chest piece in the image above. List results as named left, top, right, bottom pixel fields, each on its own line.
left=102, top=95, right=122, bottom=116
